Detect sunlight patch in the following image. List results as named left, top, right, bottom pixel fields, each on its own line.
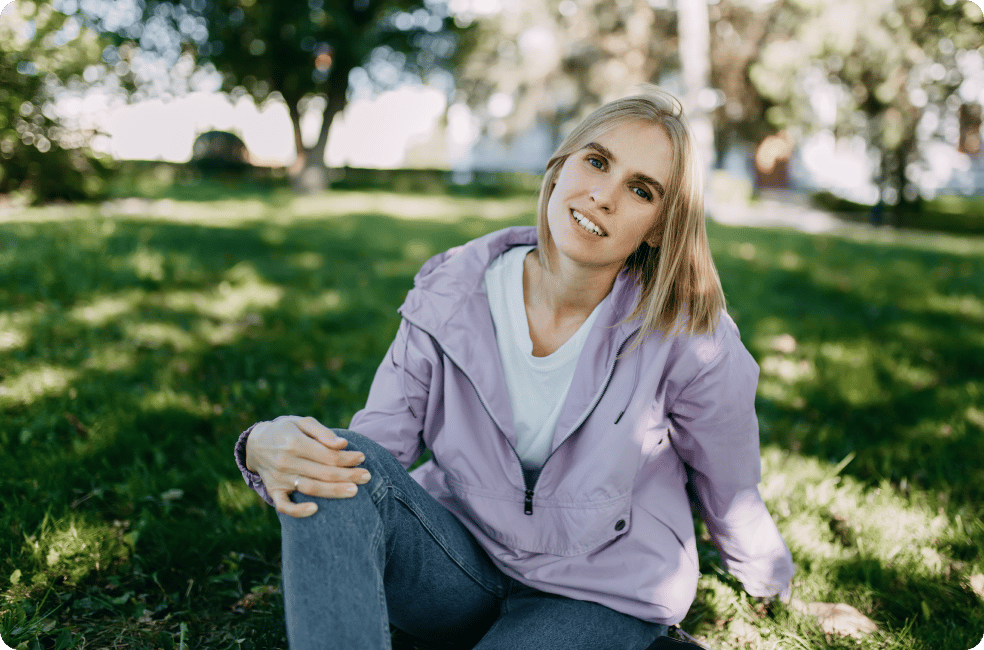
left=403, top=239, right=433, bottom=262
left=84, top=345, right=136, bottom=373
left=0, top=307, right=37, bottom=352
left=139, top=387, right=213, bottom=417
left=0, top=326, right=28, bottom=352
left=760, top=355, right=815, bottom=382
left=217, top=479, right=262, bottom=513
left=923, top=293, right=984, bottom=320
left=759, top=447, right=959, bottom=579
left=287, top=191, right=535, bottom=223
left=886, top=359, right=938, bottom=390
left=161, top=275, right=283, bottom=321
left=128, top=246, right=166, bottom=282
left=288, top=250, right=325, bottom=270
left=22, top=514, right=131, bottom=588
left=196, top=320, right=247, bottom=346
left=0, top=364, right=78, bottom=406
left=296, top=289, right=346, bottom=317
left=125, top=321, right=198, bottom=352
left=70, top=291, right=141, bottom=326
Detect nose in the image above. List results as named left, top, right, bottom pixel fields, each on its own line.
left=589, top=178, right=616, bottom=212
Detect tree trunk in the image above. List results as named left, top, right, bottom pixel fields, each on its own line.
left=291, top=67, right=352, bottom=194
left=287, top=99, right=306, bottom=176
left=677, top=0, right=715, bottom=198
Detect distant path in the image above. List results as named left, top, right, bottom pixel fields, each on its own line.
left=708, top=190, right=850, bottom=234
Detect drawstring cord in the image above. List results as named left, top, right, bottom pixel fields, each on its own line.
left=614, top=332, right=644, bottom=425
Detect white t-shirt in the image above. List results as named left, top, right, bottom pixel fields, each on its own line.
left=483, top=245, right=606, bottom=485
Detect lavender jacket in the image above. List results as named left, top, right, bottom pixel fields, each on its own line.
left=236, top=226, right=794, bottom=625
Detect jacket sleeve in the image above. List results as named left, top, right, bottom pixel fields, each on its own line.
left=667, top=323, right=794, bottom=598
left=348, top=318, right=431, bottom=468
left=233, top=318, right=432, bottom=506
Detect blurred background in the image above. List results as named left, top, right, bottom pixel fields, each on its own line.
left=1, top=0, right=982, bottom=231
left=3, top=2, right=984, bottom=648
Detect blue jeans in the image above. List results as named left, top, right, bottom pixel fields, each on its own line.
left=278, top=430, right=669, bottom=650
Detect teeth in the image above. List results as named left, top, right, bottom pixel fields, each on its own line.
left=572, top=210, right=604, bottom=236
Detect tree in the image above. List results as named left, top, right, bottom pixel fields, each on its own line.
left=0, top=0, right=116, bottom=202
left=454, top=0, right=678, bottom=151
left=140, top=0, right=464, bottom=191
left=705, top=0, right=784, bottom=159
left=747, top=0, right=984, bottom=213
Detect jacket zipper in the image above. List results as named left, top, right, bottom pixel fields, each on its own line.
left=521, top=328, right=638, bottom=514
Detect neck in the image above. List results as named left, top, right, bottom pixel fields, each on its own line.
left=524, top=247, right=620, bottom=321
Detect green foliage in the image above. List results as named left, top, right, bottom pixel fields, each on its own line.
left=811, top=191, right=984, bottom=235
left=0, top=1, right=117, bottom=203
left=1, top=189, right=983, bottom=648
left=456, top=0, right=678, bottom=144
left=748, top=0, right=984, bottom=204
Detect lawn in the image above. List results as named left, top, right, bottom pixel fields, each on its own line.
left=1, top=187, right=982, bottom=650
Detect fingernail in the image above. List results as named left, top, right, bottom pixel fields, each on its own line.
left=345, top=484, right=358, bottom=495
left=356, top=453, right=366, bottom=463
left=359, top=471, right=371, bottom=483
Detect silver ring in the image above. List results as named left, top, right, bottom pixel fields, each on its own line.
left=293, top=476, right=301, bottom=490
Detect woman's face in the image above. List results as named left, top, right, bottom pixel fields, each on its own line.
left=545, top=118, right=673, bottom=273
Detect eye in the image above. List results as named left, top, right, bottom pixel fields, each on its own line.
left=586, top=155, right=606, bottom=170
left=633, top=186, right=653, bottom=202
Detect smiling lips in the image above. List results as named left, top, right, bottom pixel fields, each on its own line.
left=571, top=209, right=607, bottom=237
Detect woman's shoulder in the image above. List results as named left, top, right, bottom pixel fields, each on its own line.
left=661, top=309, right=752, bottom=371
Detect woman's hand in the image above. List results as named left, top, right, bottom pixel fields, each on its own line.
left=245, top=416, right=371, bottom=518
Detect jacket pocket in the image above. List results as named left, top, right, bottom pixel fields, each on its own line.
left=447, top=476, right=633, bottom=556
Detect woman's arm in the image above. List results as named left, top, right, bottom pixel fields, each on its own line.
left=347, top=318, right=433, bottom=467
left=234, top=318, right=434, bottom=515
left=667, top=323, right=795, bottom=598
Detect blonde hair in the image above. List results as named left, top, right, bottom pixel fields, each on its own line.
left=535, top=85, right=726, bottom=345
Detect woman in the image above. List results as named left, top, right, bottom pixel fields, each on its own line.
left=235, top=87, right=794, bottom=650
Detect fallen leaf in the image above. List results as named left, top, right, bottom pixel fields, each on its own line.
left=790, top=599, right=878, bottom=639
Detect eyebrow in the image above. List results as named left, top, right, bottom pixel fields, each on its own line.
left=585, top=142, right=666, bottom=198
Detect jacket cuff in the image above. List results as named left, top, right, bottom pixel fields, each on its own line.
left=234, top=424, right=275, bottom=507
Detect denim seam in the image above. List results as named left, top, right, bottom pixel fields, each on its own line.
left=367, top=494, right=390, bottom=649
left=391, top=488, right=505, bottom=597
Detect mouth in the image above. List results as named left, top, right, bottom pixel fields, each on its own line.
left=571, top=209, right=607, bottom=237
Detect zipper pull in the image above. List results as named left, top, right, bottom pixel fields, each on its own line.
left=524, top=489, right=534, bottom=515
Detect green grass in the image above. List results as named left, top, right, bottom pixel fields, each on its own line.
left=809, top=190, right=984, bottom=235
left=1, top=189, right=983, bottom=649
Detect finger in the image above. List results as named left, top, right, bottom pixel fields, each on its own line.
left=294, top=417, right=348, bottom=450
left=272, top=489, right=318, bottom=518
left=292, top=458, right=371, bottom=486
left=288, top=431, right=364, bottom=466
left=291, top=435, right=365, bottom=467
left=298, top=477, right=359, bottom=500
